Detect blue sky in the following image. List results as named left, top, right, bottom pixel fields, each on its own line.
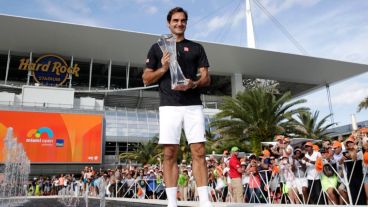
left=1, top=0, right=367, bottom=126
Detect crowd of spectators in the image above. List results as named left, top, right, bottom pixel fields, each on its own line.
left=27, top=130, right=368, bottom=205
left=208, top=131, right=368, bottom=205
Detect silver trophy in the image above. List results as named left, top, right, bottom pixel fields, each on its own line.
left=157, top=34, right=188, bottom=89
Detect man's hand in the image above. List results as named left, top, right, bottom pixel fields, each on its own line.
left=172, top=79, right=197, bottom=91
left=161, top=51, right=170, bottom=72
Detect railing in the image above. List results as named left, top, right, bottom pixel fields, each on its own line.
left=0, top=100, right=104, bottom=113
left=25, top=159, right=367, bottom=205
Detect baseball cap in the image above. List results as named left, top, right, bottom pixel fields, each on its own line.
left=359, top=128, right=368, bottom=133
left=262, top=149, right=271, bottom=157
left=231, top=146, right=239, bottom=152
left=294, top=147, right=302, bottom=153
left=248, top=154, right=257, bottom=160
left=332, top=141, right=342, bottom=148
left=304, top=141, right=313, bottom=147
left=346, top=137, right=355, bottom=143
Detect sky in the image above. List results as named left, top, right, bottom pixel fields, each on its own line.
left=0, top=0, right=367, bottom=127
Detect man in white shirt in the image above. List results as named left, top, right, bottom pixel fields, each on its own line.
left=303, top=141, right=324, bottom=204
left=331, top=141, right=349, bottom=205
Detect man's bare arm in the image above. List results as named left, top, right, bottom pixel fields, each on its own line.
left=142, top=51, right=170, bottom=85
left=192, top=67, right=210, bottom=88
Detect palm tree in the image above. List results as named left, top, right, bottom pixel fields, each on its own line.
left=290, top=111, right=335, bottom=140
left=205, top=129, right=249, bottom=154
left=119, top=136, right=162, bottom=165
left=357, top=97, right=368, bottom=112
left=210, top=87, right=307, bottom=154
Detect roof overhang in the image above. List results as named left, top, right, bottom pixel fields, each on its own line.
left=1, top=14, right=367, bottom=97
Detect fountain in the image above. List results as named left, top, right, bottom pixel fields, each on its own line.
left=98, top=176, right=107, bottom=207
left=0, top=127, right=30, bottom=207
left=58, top=184, right=80, bottom=207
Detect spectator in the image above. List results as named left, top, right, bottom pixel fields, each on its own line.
left=246, top=155, right=261, bottom=203
left=280, top=156, right=299, bottom=204
left=303, top=141, right=324, bottom=204
left=292, top=147, right=308, bottom=203
left=146, top=170, right=157, bottom=199
left=320, top=150, right=338, bottom=205
left=178, top=169, right=189, bottom=201
left=229, top=146, right=244, bottom=203
left=342, top=136, right=366, bottom=204
left=282, top=137, right=293, bottom=162
left=331, top=141, right=349, bottom=205
left=271, top=135, right=284, bottom=158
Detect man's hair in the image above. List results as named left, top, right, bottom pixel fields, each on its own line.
left=167, top=7, right=188, bottom=22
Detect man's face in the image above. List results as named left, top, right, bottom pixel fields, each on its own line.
left=346, top=141, right=354, bottom=150
left=305, top=145, right=312, bottom=153
left=295, top=150, right=301, bottom=157
left=168, top=12, right=187, bottom=36
left=323, top=141, right=331, bottom=148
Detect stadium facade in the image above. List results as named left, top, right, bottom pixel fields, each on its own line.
left=0, top=14, right=367, bottom=175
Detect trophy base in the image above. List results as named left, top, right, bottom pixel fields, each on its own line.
left=171, top=79, right=189, bottom=90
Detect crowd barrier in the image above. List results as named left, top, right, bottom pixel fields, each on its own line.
left=26, top=159, right=367, bottom=205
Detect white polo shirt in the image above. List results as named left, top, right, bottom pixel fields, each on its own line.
left=305, top=151, right=321, bottom=180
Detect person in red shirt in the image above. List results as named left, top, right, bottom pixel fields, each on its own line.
left=229, top=146, right=244, bottom=202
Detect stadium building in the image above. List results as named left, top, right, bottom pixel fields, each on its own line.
left=0, top=14, right=367, bottom=175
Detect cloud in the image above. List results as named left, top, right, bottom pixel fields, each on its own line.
left=295, top=79, right=368, bottom=126
left=145, top=6, right=158, bottom=14
left=253, top=1, right=368, bottom=65
left=332, top=83, right=368, bottom=106
left=207, top=16, right=227, bottom=31
left=252, top=0, right=321, bottom=24
left=191, top=3, right=245, bottom=40
left=35, top=0, right=102, bottom=26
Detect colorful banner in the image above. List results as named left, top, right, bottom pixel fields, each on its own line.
left=0, top=110, right=103, bottom=163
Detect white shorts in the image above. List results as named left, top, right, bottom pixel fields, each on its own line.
left=159, top=105, right=206, bottom=144
left=294, top=178, right=308, bottom=194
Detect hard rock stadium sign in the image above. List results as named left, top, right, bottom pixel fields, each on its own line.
left=18, top=54, right=80, bottom=86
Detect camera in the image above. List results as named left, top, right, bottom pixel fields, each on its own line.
left=342, top=152, right=350, bottom=158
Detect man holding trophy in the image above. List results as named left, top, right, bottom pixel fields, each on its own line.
left=142, top=7, right=211, bottom=207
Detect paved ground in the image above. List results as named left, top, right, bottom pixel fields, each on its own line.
left=1, top=197, right=345, bottom=207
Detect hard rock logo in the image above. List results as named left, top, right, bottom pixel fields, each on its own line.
left=18, top=54, right=80, bottom=86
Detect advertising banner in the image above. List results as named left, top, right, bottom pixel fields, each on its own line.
left=0, top=110, right=103, bottom=163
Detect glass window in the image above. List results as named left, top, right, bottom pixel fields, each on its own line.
left=71, top=59, right=91, bottom=89
left=7, top=54, right=29, bottom=85
left=0, top=53, right=7, bottom=82
left=204, top=74, right=231, bottom=96
left=110, top=64, right=126, bottom=89
left=128, top=66, right=144, bottom=88
left=91, top=62, right=109, bottom=88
